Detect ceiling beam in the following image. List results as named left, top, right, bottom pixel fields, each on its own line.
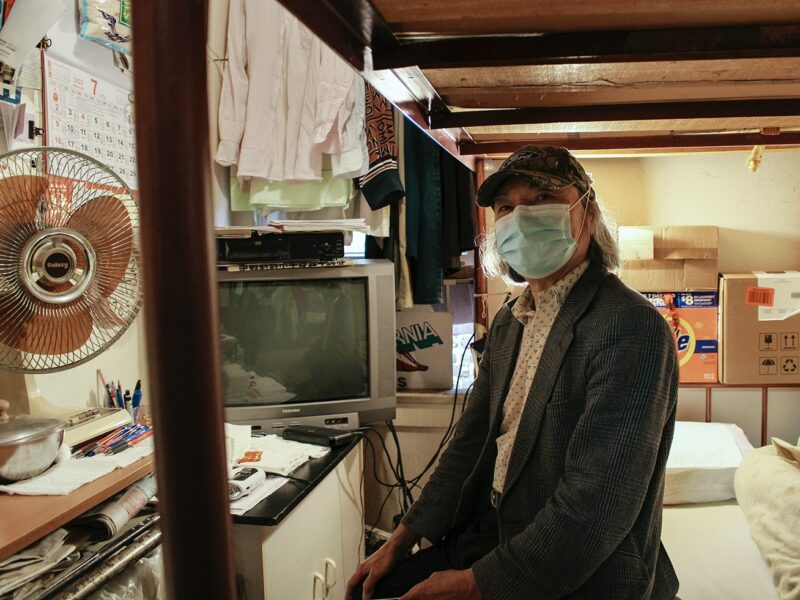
left=274, top=0, right=401, bottom=70
left=431, top=99, right=800, bottom=129
left=374, top=25, right=800, bottom=70
left=460, top=133, right=800, bottom=154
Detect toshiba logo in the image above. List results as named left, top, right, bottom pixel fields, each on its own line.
left=281, top=408, right=301, bottom=414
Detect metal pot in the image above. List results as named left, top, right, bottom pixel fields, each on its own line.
left=0, top=399, right=65, bottom=483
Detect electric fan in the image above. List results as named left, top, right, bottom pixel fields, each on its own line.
left=0, top=147, right=141, bottom=373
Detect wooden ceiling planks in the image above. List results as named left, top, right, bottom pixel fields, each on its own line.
left=427, top=58, right=800, bottom=108
left=375, top=25, right=800, bottom=71
left=464, top=116, right=800, bottom=135
left=371, top=0, right=800, bottom=35
left=461, top=132, right=800, bottom=154
left=437, top=82, right=800, bottom=110
left=428, top=58, right=800, bottom=89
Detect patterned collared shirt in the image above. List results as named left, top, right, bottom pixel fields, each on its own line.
left=493, top=260, right=590, bottom=493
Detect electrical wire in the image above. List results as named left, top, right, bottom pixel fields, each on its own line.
left=405, top=334, right=475, bottom=489
left=361, top=333, right=477, bottom=534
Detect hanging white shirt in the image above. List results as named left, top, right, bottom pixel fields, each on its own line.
left=215, top=0, right=363, bottom=183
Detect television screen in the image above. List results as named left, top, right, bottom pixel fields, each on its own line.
left=219, top=277, right=369, bottom=407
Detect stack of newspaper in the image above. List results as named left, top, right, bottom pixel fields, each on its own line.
left=73, top=474, right=157, bottom=540
left=0, top=475, right=157, bottom=598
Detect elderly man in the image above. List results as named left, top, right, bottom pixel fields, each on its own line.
left=347, top=146, right=679, bottom=600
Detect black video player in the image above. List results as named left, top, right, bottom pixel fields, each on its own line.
left=216, top=230, right=344, bottom=263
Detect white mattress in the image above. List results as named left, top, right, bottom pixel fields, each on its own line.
left=662, top=501, right=777, bottom=600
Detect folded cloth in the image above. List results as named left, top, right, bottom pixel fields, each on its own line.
left=0, top=440, right=154, bottom=496
left=233, top=434, right=330, bottom=475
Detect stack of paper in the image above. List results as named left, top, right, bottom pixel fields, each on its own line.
left=268, top=219, right=369, bottom=233
left=0, top=529, right=78, bottom=596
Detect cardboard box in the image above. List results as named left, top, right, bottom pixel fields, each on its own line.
left=719, top=272, right=800, bottom=384
left=643, top=292, right=718, bottom=383
left=619, top=226, right=718, bottom=291
left=396, top=308, right=453, bottom=390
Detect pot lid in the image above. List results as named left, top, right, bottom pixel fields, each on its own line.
left=0, top=415, right=65, bottom=445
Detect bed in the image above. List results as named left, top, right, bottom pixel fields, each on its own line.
left=660, top=421, right=779, bottom=600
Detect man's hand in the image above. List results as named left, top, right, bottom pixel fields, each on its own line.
left=400, top=569, right=482, bottom=600
left=345, top=524, right=418, bottom=600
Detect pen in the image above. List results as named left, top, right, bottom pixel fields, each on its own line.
left=123, top=389, right=132, bottom=415
left=115, top=382, right=124, bottom=409
left=109, top=429, right=153, bottom=454
left=96, top=426, right=139, bottom=450
left=97, top=424, right=142, bottom=448
left=76, top=425, right=135, bottom=458
left=105, top=426, right=151, bottom=454
left=132, top=380, right=142, bottom=422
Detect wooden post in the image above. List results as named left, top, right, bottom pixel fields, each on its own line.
left=131, top=1, right=236, bottom=598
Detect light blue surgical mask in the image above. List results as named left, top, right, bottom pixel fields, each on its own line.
left=494, top=190, right=590, bottom=279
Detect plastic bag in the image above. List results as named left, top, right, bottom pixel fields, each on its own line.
left=79, top=0, right=132, bottom=55
left=86, top=548, right=164, bottom=600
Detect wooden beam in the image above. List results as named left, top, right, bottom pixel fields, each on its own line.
left=433, top=99, right=800, bottom=129
left=275, top=0, right=407, bottom=71
left=460, top=133, right=800, bottom=154
left=132, top=2, right=236, bottom=599
left=371, top=0, right=800, bottom=36
left=375, top=25, right=800, bottom=70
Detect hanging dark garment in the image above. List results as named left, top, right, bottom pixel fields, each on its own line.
left=403, top=119, right=443, bottom=305
left=440, top=151, right=478, bottom=275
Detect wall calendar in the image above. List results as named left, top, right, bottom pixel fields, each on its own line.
left=43, top=54, right=137, bottom=189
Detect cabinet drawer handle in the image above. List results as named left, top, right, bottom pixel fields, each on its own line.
left=313, top=572, right=326, bottom=600
left=324, top=558, right=337, bottom=590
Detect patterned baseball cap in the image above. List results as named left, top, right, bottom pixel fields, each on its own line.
left=476, top=145, right=593, bottom=207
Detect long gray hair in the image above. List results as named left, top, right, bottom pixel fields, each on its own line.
left=479, top=190, right=620, bottom=286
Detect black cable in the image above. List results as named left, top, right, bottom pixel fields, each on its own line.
left=357, top=425, right=414, bottom=524
left=358, top=332, right=476, bottom=533
left=405, top=334, right=475, bottom=488
left=386, top=420, right=414, bottom=512
left=355, top=432, right=405, bottom=490
left=356, top=427, right=405, bottom=487
left=367, top=485, right=396, bottom=539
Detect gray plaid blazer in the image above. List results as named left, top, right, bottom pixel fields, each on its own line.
left=402, top=261, right=680, bottom=600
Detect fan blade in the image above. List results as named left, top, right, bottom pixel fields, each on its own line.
left=89, top=296, right=126, bottom=329
left=66, top=195, right=133, bottom=297
left=15, top=306, right=93, bottom=355
left=0, top=293, right=32, bottom=349
left=0, top=175, right=48, bottom=239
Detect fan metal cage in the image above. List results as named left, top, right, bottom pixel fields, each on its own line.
left=0, top=147, right=141, bottom=372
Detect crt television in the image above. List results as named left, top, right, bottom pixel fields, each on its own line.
left=218, top=259, right=396, bottom=431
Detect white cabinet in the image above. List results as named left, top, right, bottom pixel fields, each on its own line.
left=234, top=444, right=364, bottom=600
